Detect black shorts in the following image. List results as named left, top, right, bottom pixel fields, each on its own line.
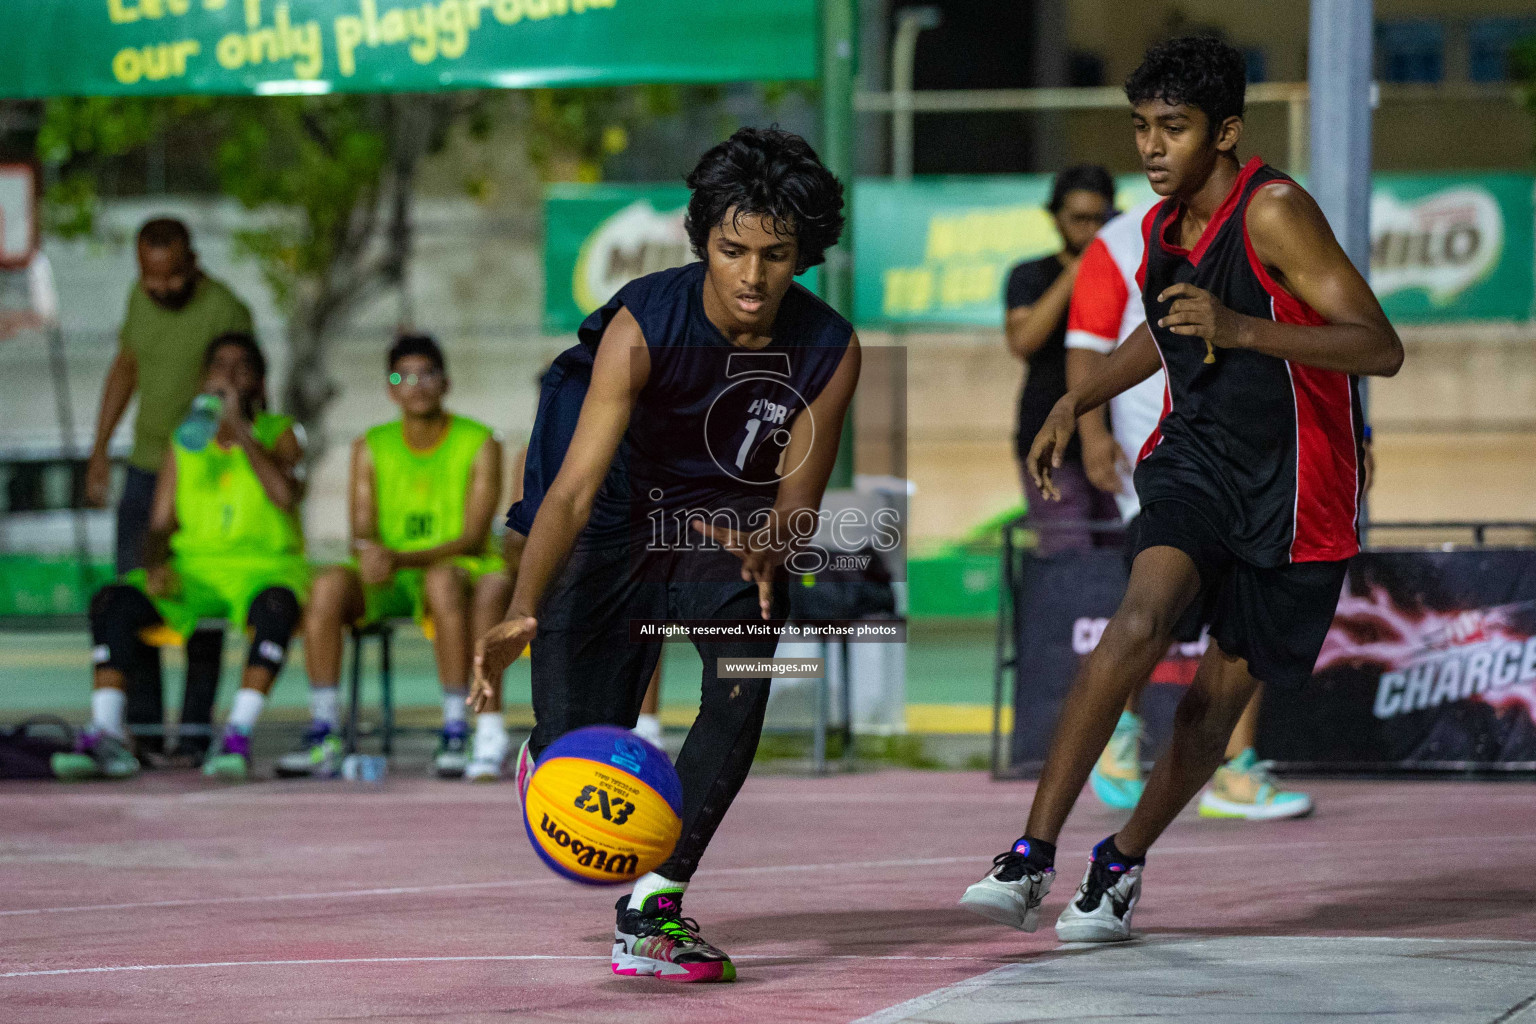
left=1126, top=500, right=1349, bottom=690
left=529, top=536, right=788, bottom=755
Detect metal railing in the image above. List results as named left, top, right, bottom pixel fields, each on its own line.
left=858, top=81, right=1524, bottom=176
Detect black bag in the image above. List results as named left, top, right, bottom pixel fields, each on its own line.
left=0, top=717, right=75, bottom=779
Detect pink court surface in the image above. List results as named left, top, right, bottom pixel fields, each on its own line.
left=3, top=770, right=1534, bottom=1024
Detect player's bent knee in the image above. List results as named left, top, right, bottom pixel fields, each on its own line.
left=89, top=584, right=159, bottom=672
left=247, top=587, right=301, bottom=674
left=423, top=565, right=469, bottom=612
left=1103, top=603, right=1174, bottom=656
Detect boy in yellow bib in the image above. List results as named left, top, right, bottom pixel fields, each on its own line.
left=54, top=333, right=307, bottom=783
left=292, top=335, right=512, bottom=780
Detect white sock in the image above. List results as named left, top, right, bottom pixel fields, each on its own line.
left=442, top=690, right=469, bottom=727
left=91, top=687, right=127, bottom=739
left=629, top=871, right=687, bottom=910
left=227, top=688, right=266, bottom=732
left=475, top=711, right=507, bottom=739
left=309, top=686, right=340, bottom=728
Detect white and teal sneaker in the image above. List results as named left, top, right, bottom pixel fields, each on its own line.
left=275, top=722, right=344, bottom=778
left=1198, top=748, right=1313, bottom=820
left=52, top=729, right=140, bottom=782
left=1089, top=710, right=1145, bottom=810
left=464, top=724, right=510, bottom=783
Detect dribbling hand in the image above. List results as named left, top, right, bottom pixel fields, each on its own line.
left=471, top=615, right=536, bottom=713
left=691, top=520, right=775, bottom=620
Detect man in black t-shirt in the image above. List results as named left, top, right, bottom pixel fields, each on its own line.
left=1004, top=166, right=1119, bottom=554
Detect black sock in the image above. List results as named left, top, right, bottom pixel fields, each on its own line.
left=1011, top=835, right=1056, bottom=872
left=1097, top=834, right=1145, bottom=868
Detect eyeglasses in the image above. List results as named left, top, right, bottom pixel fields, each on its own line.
left=389, top=370, right=443, bottom=387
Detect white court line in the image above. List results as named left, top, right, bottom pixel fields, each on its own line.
left=8, top=832, right=1536, bottom=918
left=0, top=953, right=1008, bottom=980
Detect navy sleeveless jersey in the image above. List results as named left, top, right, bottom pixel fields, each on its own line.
left=510, top=262, right=851, bottom=542
left=1134, top=157, right=1363, bottom=566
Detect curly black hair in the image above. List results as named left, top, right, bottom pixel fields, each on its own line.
left=1048, top=164, right=1116, bottom=213
left=684, top=127, right=845, bottom=274
left=1125, top=35, right=1247, bottom=128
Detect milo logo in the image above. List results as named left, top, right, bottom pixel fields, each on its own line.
left=573, top=200, right=689, bottom=313
left=538, top=813, right=640, bottom=878
left=1371, top=187, right=1502, bottom=306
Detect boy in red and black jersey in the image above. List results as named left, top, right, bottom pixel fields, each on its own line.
left=961, top=36, right=1403, bottom=941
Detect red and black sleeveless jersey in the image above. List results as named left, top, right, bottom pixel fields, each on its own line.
left=1133, top=157, right=1362, bottom=566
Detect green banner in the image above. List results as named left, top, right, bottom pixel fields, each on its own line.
left=544, top=183, right=690, bottom=332
left=546, top=174, right=1536, bottom=332
left=1369, top=173, right=1535, bottom=323
left=0, top=0, right=817, bottom=99
left=544, top=182, right=823, bottom=332
left=854, top=173, right=1536, bottom=328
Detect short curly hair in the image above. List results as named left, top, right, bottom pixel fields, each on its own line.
left=684, top=127, right=845, bottom=274
left=1125, top=36, right=1247, bottom=128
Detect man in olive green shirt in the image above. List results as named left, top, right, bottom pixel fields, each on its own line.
left=84, top=217, right=255, bottom=761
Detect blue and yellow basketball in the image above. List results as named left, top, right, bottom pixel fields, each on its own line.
left=523, top=726, right=683, bottom=885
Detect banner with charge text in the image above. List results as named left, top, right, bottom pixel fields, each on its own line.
left=1009, top=548, right=1536, bottom=773
left=0, top=0, right=816, bottom=99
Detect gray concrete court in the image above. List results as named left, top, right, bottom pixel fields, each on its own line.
left=854, top=935, right=1536, bottom=1024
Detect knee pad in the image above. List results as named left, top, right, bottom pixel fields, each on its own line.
left=89, top=584, right=161, bottom=673
left=246, top=587, right=301, bottom=674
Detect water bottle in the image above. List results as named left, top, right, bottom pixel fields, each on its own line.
left=341, top=754, right=388, bottom=783
left=174, top=394, right=223, bottom=452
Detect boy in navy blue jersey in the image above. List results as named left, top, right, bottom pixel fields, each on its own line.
left=960, top=37, right=1403, bottom=942
left=474, top=128, right=859, bottom=982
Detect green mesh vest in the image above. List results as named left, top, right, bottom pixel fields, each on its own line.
left=171, top=411, right=304, bottom=560
left=365, top=414, right=493, bottom=553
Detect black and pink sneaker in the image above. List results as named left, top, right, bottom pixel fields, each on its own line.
left=611, top=891, right=735, bottom=983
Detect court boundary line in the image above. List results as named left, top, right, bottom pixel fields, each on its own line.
left=8, top=833, right=1536, bottom=917
left=0, top=953, right=1015, bottom=980
left=5, top=936, right=1534, bottom=983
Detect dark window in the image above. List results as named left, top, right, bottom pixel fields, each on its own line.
left=1469, top=18, right=1536, bottom=83
left=1243, top=47, right=1268, bottom=84
left=1377, top=20, right=1444, bottom=83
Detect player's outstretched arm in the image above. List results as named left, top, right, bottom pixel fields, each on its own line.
left=1028, top=324, right=1160, bottom=499
left=1159, top=182, right=1403, bottom=377
left=472, top=310, right=646, bottom=707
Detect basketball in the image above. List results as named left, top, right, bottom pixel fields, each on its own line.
left=523, top=726, right=684, bottom=885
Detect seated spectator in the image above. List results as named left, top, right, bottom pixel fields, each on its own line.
left=290, top=334, right=511, bottom=781
left=55, top=332, right=307, bottom=782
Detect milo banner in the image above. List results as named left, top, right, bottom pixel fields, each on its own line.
left=1009, top=547, right=1536, bottom=775
left=0, top=0, right=817, bottom=99
left=854, top=172, right=1534, bottom=328
left=1262, top=550, right=1536, bottom=770
left=544, top=183, right=821, bottom=332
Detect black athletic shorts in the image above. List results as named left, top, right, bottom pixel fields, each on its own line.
left=528, top=536, right=789, bottom=756
left=1126, top=500, right=1349, bottom=690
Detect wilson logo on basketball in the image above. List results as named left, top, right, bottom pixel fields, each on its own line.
left=538, top=814, right=640, bottom=877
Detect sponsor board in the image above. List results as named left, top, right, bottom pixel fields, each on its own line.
left=1010, top=547, right=1536, bottom=773
left=551, top=174, right=1534, bottom=331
